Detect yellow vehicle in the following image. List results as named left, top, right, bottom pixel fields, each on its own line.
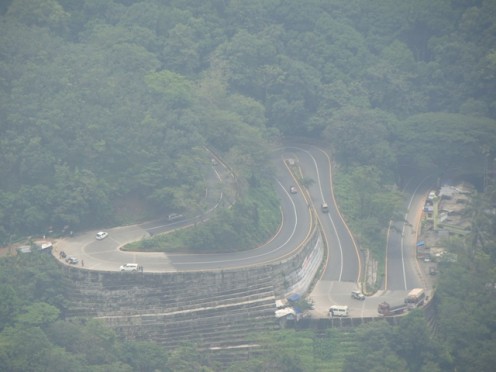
left=405, top=288, right=426, bottom=308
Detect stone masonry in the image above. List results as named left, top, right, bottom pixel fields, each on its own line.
left=59, top=226, right=322, bottom=351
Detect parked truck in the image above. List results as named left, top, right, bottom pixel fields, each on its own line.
left=378, top=302, right=408, bottom=316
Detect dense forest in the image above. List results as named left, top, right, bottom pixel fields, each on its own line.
left=1, top=0, right=496, bottom=371
left=1, top=0, right=495, bottom=249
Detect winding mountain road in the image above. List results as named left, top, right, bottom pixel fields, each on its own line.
left=53, top=143, right=430, bottom=317
left=55, top=146, right=313, bottom=272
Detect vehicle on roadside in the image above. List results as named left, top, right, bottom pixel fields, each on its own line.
left=96, top=231, right=108, bottom=240
left=321, top=202, right=329, bottom=213
left=66, top=256, right=79, bottom=265
left=405, top=288, right=426, bottom=308
left=329, top=305, right=348, bottom=317
left=290, top=186, right=298, bottom=194
left=120, top=263, right=139, bottom=272
left=351, top=290, right=365, bottom=300
left=168, top=213, right=183, bottom=221
left=378, top=302, right=408, bottom=316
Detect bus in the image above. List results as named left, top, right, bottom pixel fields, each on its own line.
left=405, top=288, right=425, bottom=308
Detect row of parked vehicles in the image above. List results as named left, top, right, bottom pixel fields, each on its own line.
left=378, top=288, right=426, bottom=316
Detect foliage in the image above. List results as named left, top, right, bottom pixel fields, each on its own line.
left=333, top=165, right=404, bottom=257
left=1, top=0, right=496, bottom=245
left=125, top=180, right=280, bottom=253
left=323, top=107, right=399, bottom=173
left=1, top=0, right=496, bottom=368
left=0, top=253, right=182, bottom=371
left=395, top=113, right=496, bottom=180
left=0, top=251, right=67, bottom=323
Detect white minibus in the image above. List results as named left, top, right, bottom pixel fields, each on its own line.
left=329, top=305, right=349, bottom=317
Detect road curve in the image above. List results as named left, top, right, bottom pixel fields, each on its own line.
left=285, top=144, right=362, bottom=283
left=55, top=147, right=314, bottom=272
left=385, top=176, right=434, bottom=292
left=54, top=143, right=429, bottom=318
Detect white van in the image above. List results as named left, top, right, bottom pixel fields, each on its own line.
left=120, top=263, right=139, bottom=272
left=329, top=305, right=349, bottom=317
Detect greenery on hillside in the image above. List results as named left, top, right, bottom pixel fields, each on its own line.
left=1, top=0, right=496, bottom=369
left=125, top=179, right=280, bottom=252
left=1, top=0, right=495, bottom=254
left=0, top=252, right=222, bottom=371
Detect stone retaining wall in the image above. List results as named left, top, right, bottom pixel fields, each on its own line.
left=59, top=226, right=323, bottom=350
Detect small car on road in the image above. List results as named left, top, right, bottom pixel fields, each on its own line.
left=290, top=186, right=298, bottom=194
left=96, top=231, right=108, bottom=240
left=168, top=213, right=183, bottom=221
left=66, top=256, right=79, bottom=265
left=351, top=290, right=365, bottom=300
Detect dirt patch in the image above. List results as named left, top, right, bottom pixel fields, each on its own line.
left=0, top=244, right=17, bottom=257
left=113, top=194, right=154, bottom=225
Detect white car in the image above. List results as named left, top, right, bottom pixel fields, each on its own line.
left=290, top=186, right=298, bottom=194
left=168, top=213, right=183, bottom=221
left=96, top=231, right=108, bottom=240
left=120, top=263, right=139, bottom=272
left=66, top=256, right=79, bottom=265
left=351, top=290, right=365, bottom=300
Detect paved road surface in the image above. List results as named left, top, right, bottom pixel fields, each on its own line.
left=53, top=143, right=432, bottom=318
